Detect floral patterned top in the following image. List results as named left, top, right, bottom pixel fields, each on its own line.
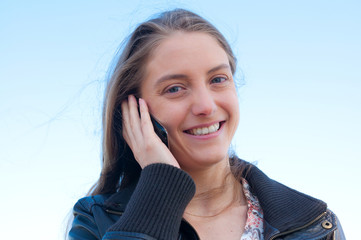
left=241, top=178, right=264, bottom=240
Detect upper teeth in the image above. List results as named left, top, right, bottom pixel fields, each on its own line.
left=188, top=122, right=220, bottom=135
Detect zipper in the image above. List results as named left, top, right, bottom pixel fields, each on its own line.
left=269, top=211, right=327, bottom=240
left=105, top=209, right=124, bottom=215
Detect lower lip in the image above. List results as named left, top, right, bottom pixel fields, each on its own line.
left=184, top=122, right=225, bottom=140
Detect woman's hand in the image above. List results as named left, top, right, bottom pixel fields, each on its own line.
left=121, top=95, right=180, bottom=169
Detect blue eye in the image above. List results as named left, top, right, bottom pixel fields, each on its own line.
left=166, top=86, right=182, bottom=93
left=211, top=76, right=227, bottom=83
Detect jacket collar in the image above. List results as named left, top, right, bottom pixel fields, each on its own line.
left=103, top=181, right=138, bottom=213
left=103, top=160, right=327, bottom=233
left=243, top=162, right=327, bottom=233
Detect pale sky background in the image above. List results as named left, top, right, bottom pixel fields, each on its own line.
left=1, top=1, right=360, bottom=239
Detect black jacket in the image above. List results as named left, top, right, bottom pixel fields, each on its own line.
left=69, top=162, right=345, bottom=240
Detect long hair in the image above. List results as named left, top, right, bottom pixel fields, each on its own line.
left=90, top=8, right=240, bottom=196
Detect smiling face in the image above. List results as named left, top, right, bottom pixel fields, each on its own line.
left=140, top=32, right=239, bottom=172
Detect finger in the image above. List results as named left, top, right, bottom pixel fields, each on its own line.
left=121, top=97, right=141, bottom=148
left=121, top=100, right=133, bottom=145
left=139, top=98, right=153, bottom=136
left=139, top=98, right=165, bottom=144
left=127, top=95, right=144, bottom=138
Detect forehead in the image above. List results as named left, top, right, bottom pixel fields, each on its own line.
left=150, top=31, right=227, bottom=65
left=142, top=32, right=230, bottom=88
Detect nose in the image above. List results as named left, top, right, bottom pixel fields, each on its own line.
left=191, top=87, right=217, bottom=116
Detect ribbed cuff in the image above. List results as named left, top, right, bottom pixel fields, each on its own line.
left=108, top=163, right=196, bottom=240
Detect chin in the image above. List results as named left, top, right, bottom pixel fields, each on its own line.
left=179, top=150, right=229, bottom=171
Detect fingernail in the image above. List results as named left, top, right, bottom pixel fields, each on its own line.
left=128, top=95, right=135, bottom=102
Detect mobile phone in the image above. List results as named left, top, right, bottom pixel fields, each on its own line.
left=150, top=115, right=169, bottom=148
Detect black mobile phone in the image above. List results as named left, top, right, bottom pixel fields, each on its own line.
left=150, top=115, right=169, bottom=148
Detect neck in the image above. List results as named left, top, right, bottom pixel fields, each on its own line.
left=183, top=159, right=245, bottom=218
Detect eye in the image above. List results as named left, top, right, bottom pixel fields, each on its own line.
left=161, top=83, right=187, bottom=98
left=211, top=76, right=227, bottom=84
left=166, top=86, right=182, bottom=93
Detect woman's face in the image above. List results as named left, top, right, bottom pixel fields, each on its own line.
left=140, top=32, right=239, bottom=171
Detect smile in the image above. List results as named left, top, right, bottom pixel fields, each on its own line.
left=185, top=122, right=222, bottom=136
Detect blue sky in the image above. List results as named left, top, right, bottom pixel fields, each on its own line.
left=1, top=1, right=360, bottom=239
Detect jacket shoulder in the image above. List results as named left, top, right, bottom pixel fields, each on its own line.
left=69, top=195, right=111, bottom=240
left=328, top=209, right=346, bottom=240
left=277, top=209, right=345, bottom=240
left=74, top=195, right=110, bottom=212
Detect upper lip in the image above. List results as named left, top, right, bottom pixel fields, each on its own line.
left=183, top=121, right=224, bottom=132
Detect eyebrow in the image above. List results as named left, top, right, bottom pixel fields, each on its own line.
left=156, top=74, right=189, bottom=85
left=207, top=63, right=230, bottom=74
left=155, top=63, right=231, bottom=85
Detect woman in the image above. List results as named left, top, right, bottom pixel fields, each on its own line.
left=68, top=9, right=345, bottom=240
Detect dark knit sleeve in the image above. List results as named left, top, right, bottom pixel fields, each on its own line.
left=106, top=163, right=196, bottom=240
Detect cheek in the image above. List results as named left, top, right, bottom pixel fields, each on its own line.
left=232, top=98, right=240, bottom=120
left=162, top=111, right=185, bottom=133
left=225, top=93, right=240, bottom=126
left=233, top=107, right=240, bottom=129
left=148, top=102, right=186, bottom=132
